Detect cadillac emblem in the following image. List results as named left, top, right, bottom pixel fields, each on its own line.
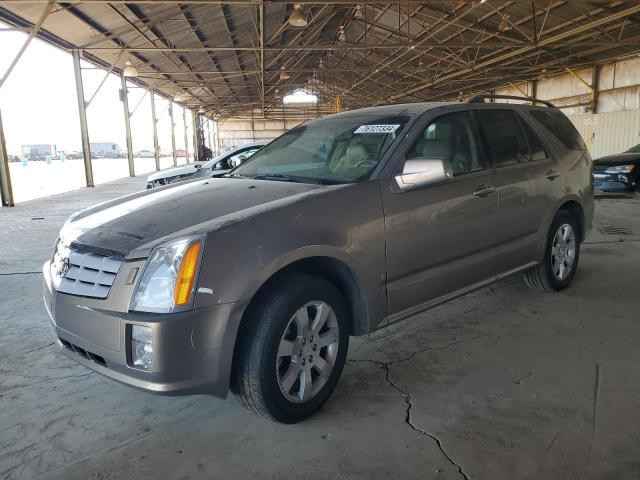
left=56, top=257, right=70, bottom=278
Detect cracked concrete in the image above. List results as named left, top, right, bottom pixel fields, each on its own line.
left=349, top=358, right=470, bottom=480
left=2, top=178, right=640, bottom=479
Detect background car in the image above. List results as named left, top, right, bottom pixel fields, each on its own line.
left=135, top=149, right=155, bottom=158
left=593, top=143, right=640, bottom=193
left=146, top=141, right=266, bottom=189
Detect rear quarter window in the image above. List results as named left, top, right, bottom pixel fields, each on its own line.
left=530, top=110, right=586, bottom=151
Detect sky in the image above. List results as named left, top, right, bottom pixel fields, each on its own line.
left=0, top=23, right=192, bottom=156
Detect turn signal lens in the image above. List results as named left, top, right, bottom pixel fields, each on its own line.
left=130, top=236, right=205, bottom=313
left=174, top=240, right=203, bottom=306
left=605, top=164, right=634, bottom=174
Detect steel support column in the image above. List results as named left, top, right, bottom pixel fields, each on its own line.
left=72, top=50, right=94, bottom=187
left=260, top=1, right=265, bottom=116
left=213, top=120, right=219, bottom=156
left=591, top=64, right=600, bottom=114
left=120, top=75, right=135, bottom=177
left=208, top=119, right=214, bottom=156
left=149, top=89, right=160, bottom=171
left=530, top=79, right=537, bottom=105
left=193, top=112, right=200, bottom=162
left=169, top=103, right=177, bottom=167
left=182, top=108, right=189, bottom=163
left=0, top=108, right=14, bottom=207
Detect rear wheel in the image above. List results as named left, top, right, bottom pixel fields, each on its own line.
left=523, top=210, right=580, bottom=291
left=233, top=273, right=349, bottom=423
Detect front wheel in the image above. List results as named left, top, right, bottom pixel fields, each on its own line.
left=232, top=273, right=349, bottom=423
left=523, top=210, right=580, bottom=291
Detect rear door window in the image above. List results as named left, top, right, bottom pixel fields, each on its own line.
left=478, top=110, right=529, bottom=167
left=519, top=119, right=550, bottom=161
left=530, top=110, right=586, bottom=150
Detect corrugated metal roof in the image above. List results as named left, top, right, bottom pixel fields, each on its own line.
left=1, top=1, right=640, bottom=119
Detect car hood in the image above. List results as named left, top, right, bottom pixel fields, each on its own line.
left=593, top=152, right=640, bottom=166
left=147, top=163, right=205, bottom=182
left=60, top=178, right=331, bottom=258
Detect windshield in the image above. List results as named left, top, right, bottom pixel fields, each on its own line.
left=626, top=143, right=640, bottom=153
left=230, top=115, right=409, bottom=184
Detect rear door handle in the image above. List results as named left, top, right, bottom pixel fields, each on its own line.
left=473, top=184, right=496, bottom=198
left=545, top=169, right=560, bottom=180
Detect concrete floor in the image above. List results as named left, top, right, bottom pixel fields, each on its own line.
left=2, top=178, right=640, bottom=480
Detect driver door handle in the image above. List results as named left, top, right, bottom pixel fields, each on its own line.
left=473, top=184, right=496, bottom=198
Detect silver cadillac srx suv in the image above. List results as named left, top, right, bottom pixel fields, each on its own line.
left=43, top=96, right=593, bottom=423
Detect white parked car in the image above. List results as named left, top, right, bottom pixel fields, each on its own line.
left=146, top=142, right=267, bottom=189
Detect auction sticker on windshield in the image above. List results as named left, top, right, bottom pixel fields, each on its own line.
left=354, top=124, right=400, bottom=134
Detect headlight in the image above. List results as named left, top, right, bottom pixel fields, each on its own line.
left=130, top=236, right=204, bottom=313
left=605, top=165, right=635, bottom=173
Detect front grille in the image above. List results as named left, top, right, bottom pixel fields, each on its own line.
left=60, top=338, right=107, bottom=367
left=52, top=242, right=123, bottom=299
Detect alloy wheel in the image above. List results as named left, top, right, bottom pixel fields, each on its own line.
left=276, top=301, right=340, bottom=403
left=551, top=223, right=576, bottom=281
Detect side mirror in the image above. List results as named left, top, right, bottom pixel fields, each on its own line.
left=394, top=158, right=453, bottom=192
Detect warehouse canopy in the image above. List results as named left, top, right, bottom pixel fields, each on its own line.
left=2, top=1, right=640, bottom=118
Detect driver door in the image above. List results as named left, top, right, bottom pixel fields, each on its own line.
left=381, top=110, right=499, bottom=320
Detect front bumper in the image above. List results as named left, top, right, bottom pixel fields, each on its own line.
left=43, top=261, right=242, bottom=398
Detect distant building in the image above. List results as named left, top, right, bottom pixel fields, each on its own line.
left=21, top=144, right=57, bottom=158
left=90, top=142, right=125, bottom=158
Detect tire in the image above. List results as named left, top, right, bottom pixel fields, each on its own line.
left=523, top=209, right=580, bottom=291
left=232, top=273, right=349, bottom=423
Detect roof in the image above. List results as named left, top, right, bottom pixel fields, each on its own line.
left=2, top=1, right=640, bottom=119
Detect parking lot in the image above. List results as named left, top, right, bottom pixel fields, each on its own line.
left=2, top=176, right=639, bottom=480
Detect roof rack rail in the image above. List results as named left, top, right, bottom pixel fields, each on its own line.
left=468, top=94, right=556, bottom=108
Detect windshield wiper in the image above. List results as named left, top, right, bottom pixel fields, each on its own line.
left=251, top=173, right=321, bottom=184
left=223, top=173, right=250, bottom=179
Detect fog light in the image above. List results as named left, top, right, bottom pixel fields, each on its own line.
left=619, top=174, right=628, bottom=183
left=132, top=325, right=153, bottom=370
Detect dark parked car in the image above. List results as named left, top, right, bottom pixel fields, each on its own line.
left=593, top=143, right=640, bottom=193
left=44, top=96, right=593, bottom=423
left=146, top=142, right=266, bottom=188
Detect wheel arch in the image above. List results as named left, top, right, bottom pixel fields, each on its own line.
left=228, top=253, right=370, bottom=395
left=556, top=198, right=586, bottom=242
left=237, top=251, right=370, bottom=338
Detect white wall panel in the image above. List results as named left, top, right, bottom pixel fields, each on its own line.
left=216, top=112, right=315, bottom=152
left=569, top=110, right=640, bottom=158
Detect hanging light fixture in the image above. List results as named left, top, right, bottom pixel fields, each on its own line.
left=288, top=4, right=308, bottom=27
left=123, top=58, right=138, bottom=77
left=498, top=14, right=512, bottom=32
left=279, top=66, right=291, bottom=80
left=174, top=90, right=189, bottom=101
left=198, top=106, right=205, bottom=114
left=354, top=4, right=364, bottom=19
left=338, top=25, right=346, bottom=42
